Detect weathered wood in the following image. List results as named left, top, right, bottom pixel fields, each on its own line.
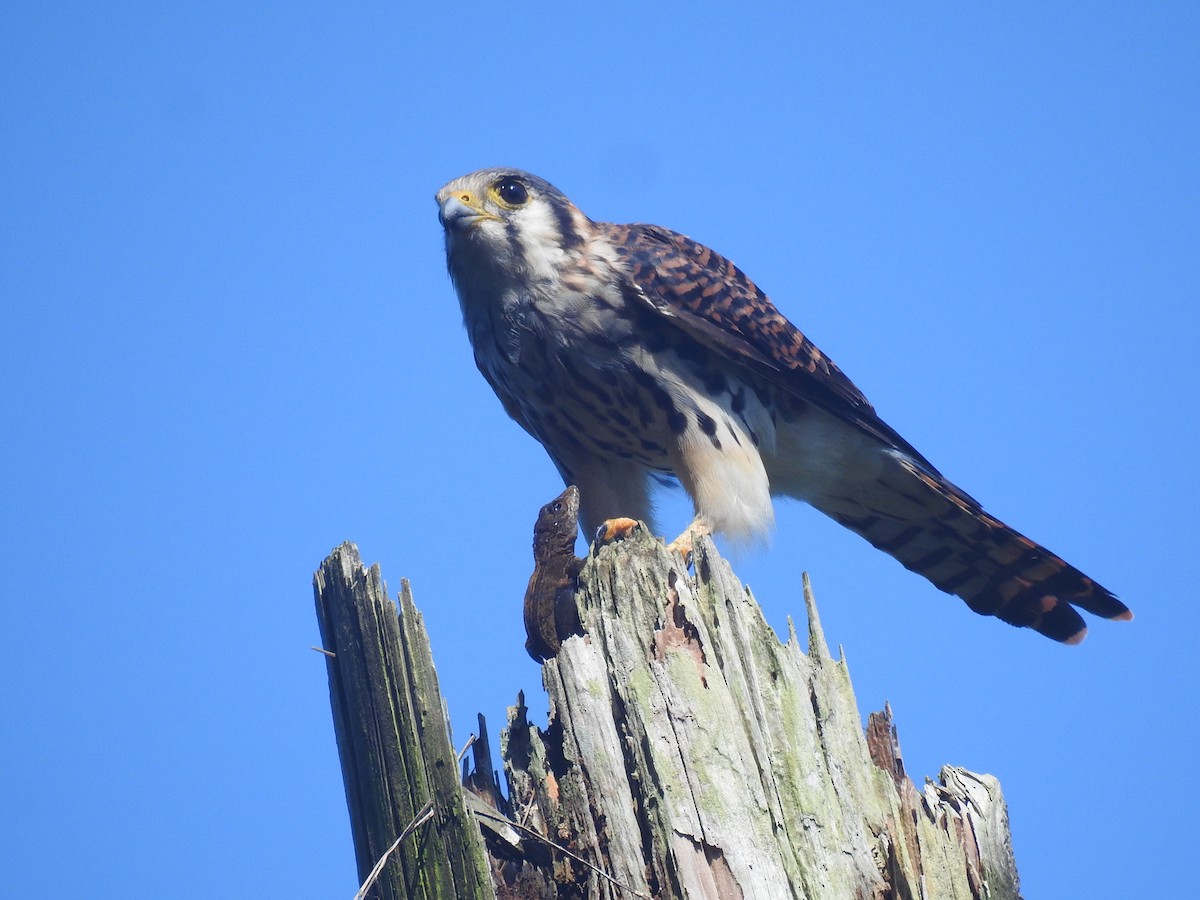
left=313, top=542, right=495, bottom=900
left=316, top=524, right=1021, bottom=899
left=491, top=524, right=1021, bottom=899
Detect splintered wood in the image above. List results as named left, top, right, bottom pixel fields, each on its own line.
left=313, top=543, right=495, bottom=900
left=316, top=528, right=1021, bottom=899
left=485, top=525, right=1021, bottom=899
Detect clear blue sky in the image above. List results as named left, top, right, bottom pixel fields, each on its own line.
left=3, top=2, right=1196, bottom=897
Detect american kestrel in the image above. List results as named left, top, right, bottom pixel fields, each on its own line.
left=436, top=168, right=1131, bottom=643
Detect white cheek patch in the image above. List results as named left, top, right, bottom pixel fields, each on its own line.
left=514, top=203, right=567, bottom=281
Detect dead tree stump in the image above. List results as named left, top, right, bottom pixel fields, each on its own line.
left=313, top=544, right=495, bottom=900
left=314, top=523, right=1021, bottom=899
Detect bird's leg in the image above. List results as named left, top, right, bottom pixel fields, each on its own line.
left=667, top=516, right=713, bottom=562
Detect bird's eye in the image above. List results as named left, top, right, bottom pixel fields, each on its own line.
left=494, top=177, right=529, bottom=207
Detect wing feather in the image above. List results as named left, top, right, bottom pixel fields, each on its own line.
left=601, top=221, right=1131, bottom=642
left=605, top=222, right=943, bottom=476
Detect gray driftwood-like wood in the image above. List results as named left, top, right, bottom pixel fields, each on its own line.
left=491, top=524, right=1022, bottom=899
left=315, top=524, right=1021, bottom=899
left=313, top=542, right=494, bottom=900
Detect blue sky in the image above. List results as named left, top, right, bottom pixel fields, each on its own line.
left=3, top=2, right=1197, bottom=896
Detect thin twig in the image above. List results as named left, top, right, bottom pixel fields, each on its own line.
left=352, top=799, right=435, bottom=900
left=471, top=806, right=651, bottom=899
left=311, top=646, right=336, bottom=658
left=455, top=733, right=476, bottom=763
left=515, top=787, right=538, bottom=829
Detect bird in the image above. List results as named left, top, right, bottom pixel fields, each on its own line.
left=435, top=167, right=1131, bottom=643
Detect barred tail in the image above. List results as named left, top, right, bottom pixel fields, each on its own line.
left=814, top=454, right=1132, bottom=643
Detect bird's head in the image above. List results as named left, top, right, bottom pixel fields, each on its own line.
left=436, top=168, right=590, bottom=287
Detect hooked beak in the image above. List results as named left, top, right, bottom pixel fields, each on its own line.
left=438, top=194, right=493, bottom=232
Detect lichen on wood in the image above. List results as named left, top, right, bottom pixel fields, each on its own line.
left=315, top=521, right=1021, bottom=899
left=492, top=524, right=1021, bottom=899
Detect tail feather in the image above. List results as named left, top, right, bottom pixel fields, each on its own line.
left=816, top=456, right=1131, bottom=643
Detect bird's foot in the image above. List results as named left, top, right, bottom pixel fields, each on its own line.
left=667, top=518, right=713, bottom=564
left=595, top=517, right=641, bottom=545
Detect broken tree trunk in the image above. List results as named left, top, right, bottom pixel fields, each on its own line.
left=313, top=543, right=495, bottom=900
left=494, top=524, right=1020, bottom=899
left=314, top=525, right=1021, bottom=899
